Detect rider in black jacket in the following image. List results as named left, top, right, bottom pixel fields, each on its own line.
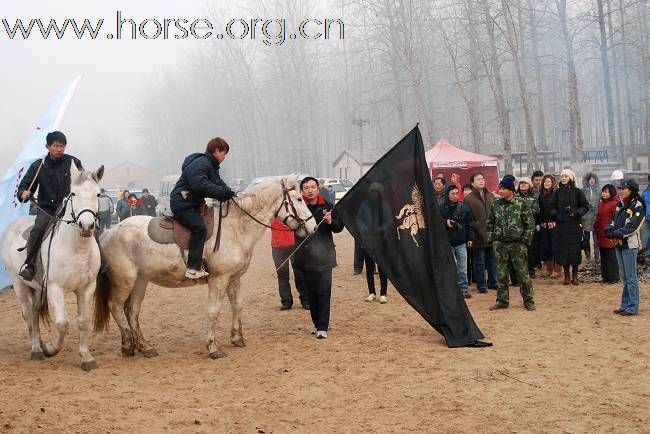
left=170, top=137, right=235, bottom=279
left=16, top=131, right=83, bottom=280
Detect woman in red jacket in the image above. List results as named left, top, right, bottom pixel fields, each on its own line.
left=594, top=184, right=620, bottom=283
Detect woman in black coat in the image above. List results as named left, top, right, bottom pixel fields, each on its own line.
left=551, top=169, right=589, bottom=285
left=537, top=174, right=560, bottom=278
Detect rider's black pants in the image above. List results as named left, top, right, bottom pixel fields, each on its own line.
left=24, top=210, right=53, bottom=267
left=175, top=208, right=207, bottom=270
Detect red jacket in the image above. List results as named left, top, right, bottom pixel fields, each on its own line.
left=594, top=197, right=619, bottom=248
left=271, top=218, right=295, bottom=248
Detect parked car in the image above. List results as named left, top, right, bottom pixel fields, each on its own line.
left=320, top=178, right=354, bottom=202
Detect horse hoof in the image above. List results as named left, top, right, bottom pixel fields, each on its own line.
left=141, top=348, right=159, bottom=358
left=231, top=339, right=246, bottom=348
left=208, top=350, right=226, bottom=359
left=80, top=361, right=98, bottom=372
left=121, top=348, right=135, bottom=357
left=31, top=352, right=46, bottom=361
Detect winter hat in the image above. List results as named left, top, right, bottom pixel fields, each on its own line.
left=518, top=176, right=532, bottom=188
left=499, top=176, right=516, bottom=192
left=560, top=169, right=576, bottom=183
left=621, top=178, right=639, bottom=191
left=610, top=170, right=624, bottom=181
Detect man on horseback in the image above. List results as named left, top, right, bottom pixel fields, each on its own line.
left=170, top=137, right=236, bottom=279
left=17, top=131, right=82, bottom=281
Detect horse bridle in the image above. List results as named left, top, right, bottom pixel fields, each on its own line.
left=65, top=192, right=99, bottom=233
left=277, top=179, right=315, bottom=230
left=230, top=179, right=314, bottom=232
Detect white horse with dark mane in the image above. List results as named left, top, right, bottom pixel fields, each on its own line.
left=0, top=163, right=104, bottom=371
left=94, top=175, right=316, bottom=359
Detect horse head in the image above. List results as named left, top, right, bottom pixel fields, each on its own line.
left=69, top=162, right=104, bottom=237
left=276, top=174, right=317, bottom=237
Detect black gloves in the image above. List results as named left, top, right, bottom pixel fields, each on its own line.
left=222, top=189, right=236, bottom=201
left=604, top=227, right=614, bottom=238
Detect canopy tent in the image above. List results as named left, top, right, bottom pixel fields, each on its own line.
left=425, top=139, right=500, bottom=193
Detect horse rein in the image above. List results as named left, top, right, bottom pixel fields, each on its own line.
left=29, top=192, right=98, bottom=233
left=229, top=179, right=315, bottom=233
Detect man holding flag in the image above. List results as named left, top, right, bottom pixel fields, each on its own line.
left=336, top=126, right=490, bottom=348
left=16, top=131, right=82, bottom=280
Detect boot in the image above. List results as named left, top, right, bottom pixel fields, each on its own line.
left=571, top=266, right=579, bottom=285
left=542, top=261, right=553, bottom=277
left=563, top=266, right=571, bottom=285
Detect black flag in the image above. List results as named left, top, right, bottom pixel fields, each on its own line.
left=336, top=126, right=488, bottom=347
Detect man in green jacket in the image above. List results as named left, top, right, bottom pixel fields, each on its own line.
left=487, top=176, right=536, bottom=311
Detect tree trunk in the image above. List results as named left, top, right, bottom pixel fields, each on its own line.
left=596, top=0, right=618, bottom=161
left=527, top=0, right=548, bottom=153
left=503, top=0, right=537, bottom=172
left=556, top=0, right=584, bottom=164
left=481, top=0, right=513, bottom=174
left=606, top=0, right=626, bottom=166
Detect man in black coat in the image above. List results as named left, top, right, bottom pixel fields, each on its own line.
left=17, top=131, right=83, bottom=280
left=140, top=188, right=158, bottom=217
left=293, top=177, right=344, bottom=339
left=170, top=137, right=235, bottom=279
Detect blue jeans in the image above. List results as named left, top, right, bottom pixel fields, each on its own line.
left=473, top=246, right=497, bottom=290
left=451, top=244, right=468, bottom=292
left=615, top=248, right=640, bottom=314
left=640, top=221, right=650, bottom=257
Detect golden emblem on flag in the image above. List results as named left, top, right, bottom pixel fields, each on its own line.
left=395, top=184, right=426, bottom=247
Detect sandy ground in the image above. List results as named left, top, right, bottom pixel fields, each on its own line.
left=1, top=229, right=649, bottom=433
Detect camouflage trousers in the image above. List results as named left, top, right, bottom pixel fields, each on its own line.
left=494, top=241, right=534, bottom=306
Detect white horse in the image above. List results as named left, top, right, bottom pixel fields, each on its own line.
left=94, top=175, right=317, bottom=359
left=0, top=163, right=104, bottom=371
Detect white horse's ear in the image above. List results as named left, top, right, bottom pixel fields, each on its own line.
left=93, top=165, right=104, bottom=182
left=70, top=160, right=80, bottom=179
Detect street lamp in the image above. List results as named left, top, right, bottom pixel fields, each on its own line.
left=352, top=117, right=370, bottom=178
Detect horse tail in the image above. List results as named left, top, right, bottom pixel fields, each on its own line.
left=94, top=268, right=112, bottom=332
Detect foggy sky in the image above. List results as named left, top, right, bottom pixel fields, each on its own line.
left=0, top=0, right=214, bottom=176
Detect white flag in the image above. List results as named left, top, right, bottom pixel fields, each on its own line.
left=0, top=76, right=81, bottom=290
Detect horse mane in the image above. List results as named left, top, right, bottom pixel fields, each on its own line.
left=233, top=175, right=297, bottom=215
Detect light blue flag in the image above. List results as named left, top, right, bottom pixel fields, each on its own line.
left=0, top=76, right=81, bottom=291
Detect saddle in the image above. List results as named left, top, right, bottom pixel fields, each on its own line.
left=147, top=204, right=214, bottom=249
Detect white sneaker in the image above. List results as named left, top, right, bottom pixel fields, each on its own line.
left=185, top=268, right=209, bottom=279
left=310, top=329, right=316, bottom=335
left=366, top=294, right=376, bottom=302
left=379, top=295, right=388, bottom=304
left=316, top=331, right=327, bottom=339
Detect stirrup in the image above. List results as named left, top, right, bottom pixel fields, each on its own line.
left=185, top=268, right=209, bottom=279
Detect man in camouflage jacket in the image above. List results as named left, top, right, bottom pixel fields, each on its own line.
left=486, top=176, right=536, bottom=311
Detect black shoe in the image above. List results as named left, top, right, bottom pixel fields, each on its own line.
left=478, top=288, right=488, bottom=294
left=18, top=264, right=35, bottom=281
left=353, top=270, right=362, bottom=275
left=301, top=303, right=310, bottom=310
left=280, top=304, right=292, bottom=311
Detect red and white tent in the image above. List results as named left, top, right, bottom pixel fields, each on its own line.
left=425, top=139, right=500, bottom=193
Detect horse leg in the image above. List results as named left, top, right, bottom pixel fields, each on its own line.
left=226, top=278, right=245, bottom=348
left=76, top=283, right=97, bottom=371
left=13, top=281, right=45, bottom=360
left=108, top=288, right=136, bottom=357
left=125, top=276, right=158, bottom=358
left=206, top=275, right=229, bottom=359
left=41, top=284, right=69, bottom=358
